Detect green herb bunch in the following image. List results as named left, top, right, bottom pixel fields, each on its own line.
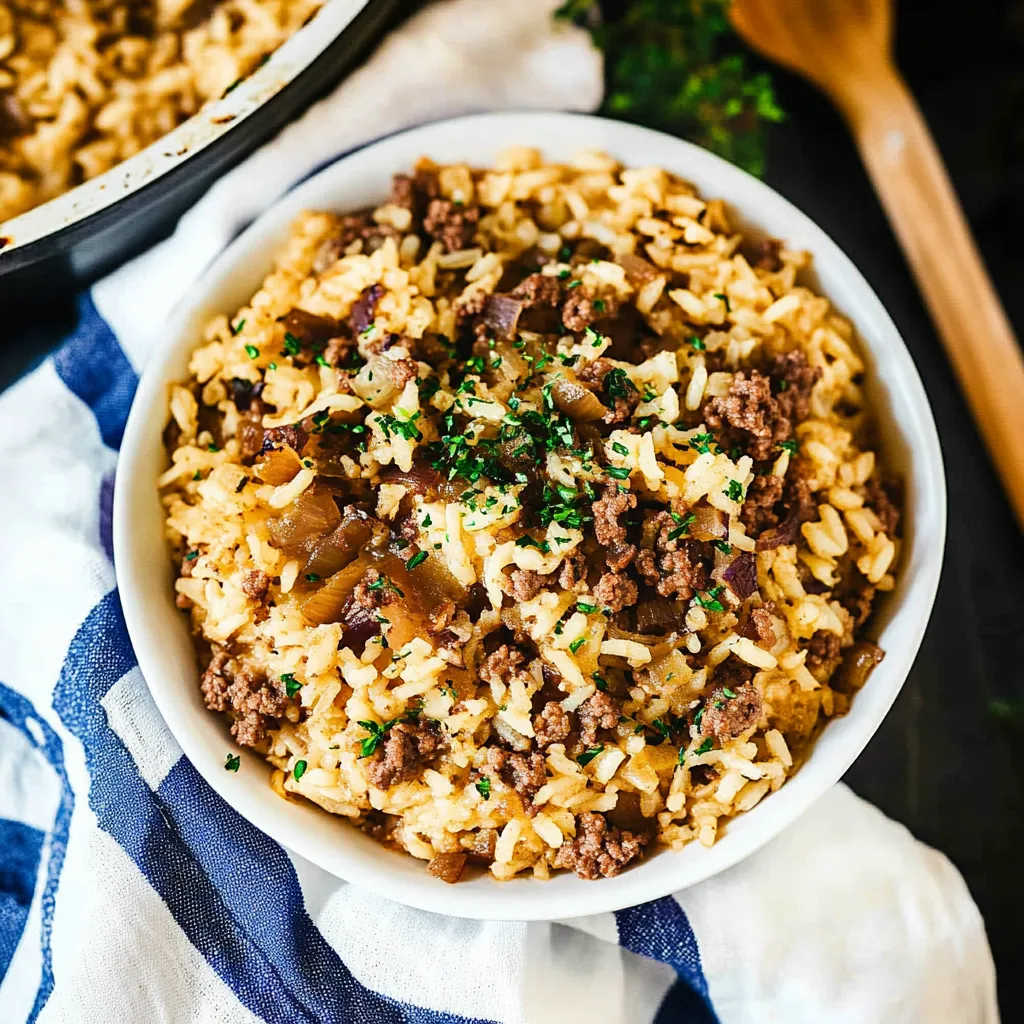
left=556, top=0, right=783, bottom=177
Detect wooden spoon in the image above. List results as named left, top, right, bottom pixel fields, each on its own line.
left=730, top=0, right=1024, bottom=529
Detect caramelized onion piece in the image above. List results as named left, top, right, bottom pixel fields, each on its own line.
left=720, top=551, right=757, bottom=600
left=339, top=596, right=382, bottom=648
left=482, top=295, right=524, bottom=339
left=550, top=377, right=606, bottom=422
left=606, top=626, right=688, bottom=660
left=379, top=462, right=463, bottom=502
left=301, top=558, right=367, bottom=626
left=689, top=503, right=729, bottom=542
left=268, top=487, right=341, bottom=555
left=303, top=510, right=387, bottom=577
left=617, top=252, right=661, bottom=285
left=635, top=600, right=687, bottom=635
left=835, top=641, right=885, bottom=691
left=253, top=446, right=303, bottom=486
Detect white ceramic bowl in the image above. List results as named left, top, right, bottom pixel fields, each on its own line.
left=115, top=112, right=946, bottom=921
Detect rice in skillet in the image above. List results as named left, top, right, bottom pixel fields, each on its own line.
left=161, top=148, right=900, bottom=883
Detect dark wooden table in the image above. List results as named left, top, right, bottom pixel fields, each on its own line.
left=3, top=0, right=1021, bottom=1012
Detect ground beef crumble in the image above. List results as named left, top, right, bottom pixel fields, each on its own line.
left=577, top=691, right=620, bottom=747
left=591, top=484, right=637, bottom=570
left=502, top=567, right=547, bottom=602
left=423, top=198, right=479, bottom=252
left=484, top=748, right=547, bottom=812
left=592, top=571, right=638, bottom=613
left=533, top=701, right=572, bottom=748
left=562, top=291, right=618, bottom=333
left=553, top=811, right=649, bottom=880
left=366, top=720, right=447, bottom=790
left=770, top=350, right=821, bottom=423
left=700, top=681, right=762, bottom=742
left=804, top=630, right=842, bottom=669
left=480, top=644, right=533, bottom=691
left=704, top=369, right=791, bottom=461
left=200, top=648, right=290, bottom=748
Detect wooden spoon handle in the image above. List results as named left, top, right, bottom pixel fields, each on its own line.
left=840, top=69, right=1024, bottom=528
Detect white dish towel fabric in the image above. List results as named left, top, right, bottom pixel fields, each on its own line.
left=0, top=1, right=999, bottom=1021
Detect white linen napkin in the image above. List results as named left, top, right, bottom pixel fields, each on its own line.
left=0, top=1, right=998, bottom=1021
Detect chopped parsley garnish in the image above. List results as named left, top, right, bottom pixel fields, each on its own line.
left=578, top=746, right=604, bottom=767
left=244, top=344, right=259, bottom=360
left=592, top=672, right=608, bottom=692
left=184, top=550, right=199, bottom=561
left=694, top=737, right=714, bottom=756
left=593, top=298, right=606, bottom=313
left=694, top=585, right=725, bottom=612
left=642, top=386, right=657, bottom=402
left=537, top=484, right=591, bottom=531
left=713, top=540, right=732, bottom=554
left=281, top=673, right=301, bottom=698
left=367, top=574, right=404, bottom=598
left=406, top=551, right=429, bottom=570
left=606, top=466, right=631, bottom=480
left=714, top=292, right=731, bottom=312
left=357, top=711, right=419, bottom=759
left=566, top=279, right=582, bottom=289
left=724, top=479, right=744, bottom=502
left=612, top=441, right=630, bottom=456
left=569, top=637, right=587, bottom=654
left=515, top=535, right=552, bottom=554
left=689, top=335, right=705, bottom=350
left=283, top=332, right=302, bottom=356
left=305, top=573, right=320, bottom=583
left=375, top=411, right=423, bottom=442
left=667, top=511, right=696, bottom=541
left=722, top=687, right=738, bottom=699
left=315, top=354, right=329, bottom=367
left=688, top=432, right=715, bottom=455
left=207, top=443, right=219, bottom=452
left=475, top=777, right=491, bottom=800
left=605, top=367, right=635, bottom=401
left=224, top=754, right=240, bottom=772
left=268, top=362, right=277, bottom=370
left=419, top=376, right=441, bottom=400
left=777, top=439, right=800, bottom=453
left=651, top=718, right=672, bottom=742
left=577, top=601, right=598, bottom=614
left=421, top=513, right=432, bottom=528
left=231, top=319, right=246, bottom=335
left=293, top=760, right=308, bottom=781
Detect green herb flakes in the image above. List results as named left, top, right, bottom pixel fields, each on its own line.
left=281, top=673, right=301, bottom=698
left=578, top=746, right=604, bottom=767
left=724, top=479, right=744, bottom=502
left=406, top=551, right=429, bottom=570
left=224, top=754, right=240, bottom=772
left=475, top=777, right=491, bottom=800
left=293, top=760, right=308, bottom=781
left=569, top=636, right=587, bottom=654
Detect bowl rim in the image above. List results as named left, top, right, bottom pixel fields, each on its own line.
left=114, top=111, right=946, bottom=921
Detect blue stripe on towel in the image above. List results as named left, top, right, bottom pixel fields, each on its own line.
left=0, top=819, right=45, bottom=982
left=51, top=591, right=496, bottom=1024
left=0, top=683, right=74, bottom=1023
left=616, top=900, right=718, bottom=1023
left=53, top=294, right=138, bottom=450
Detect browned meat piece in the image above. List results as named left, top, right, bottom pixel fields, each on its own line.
left=466, top=828, right=497, bottom=863
left=241, top=569, right=270, bottom=602
left=423, top=198, right=479, bottom=252
left=592, top=571, right=638, bottom=614
left=700, top=681, right=762, bottom=742
left=385, top=357, right=419, bottom=391
left=577, top=691, right=619, bottom=747
left=390, top=173, right=415, bottom=210
left=428, top=601, right=456, bottom=632
left=837, top=572, right=876, bottom=627
left=576, top=357, right=639, bottom=426
left=366, top=720, right=447, bottom=789
left=770, top=350, right=821, bottom=424
left=864, top=478, right=901, bottom=537
left=562, top=291, right=619, bottom=333
left=502, top=568, right=546, bottom=602
left=740, top=473, right=785, bottom=536
left=704, top=369, right=791, bottom=461
left=804, top=631, right=842, bottom=670
left=553, top=811, right=649, bottom=880
left=510, top=273, right=562, bottom=307
left=352, top=569, right=396, bottom=610
left=228, top=378, right=264, bottom=412
left=558, top=552, right=588, bottom=590
left=742, top=602, right=776, bottom=647
left=259, top=423, right=308, bottom=456
left=200, top=647, right=290, bottom=748
left=591, top=482, right=640, bottom=569
left=750, top=237, right=783, bottom=271
left=480, top=644, right=533, bottom=690
left=713, top=659, right=757, bottom=695
left=389, top=167, right=441, bottom=222
left=427, top=852, right=467, bottom=884
left=484, top=749, right=548, bottom=811
left=533, top=701, right=571, bottom=748
left=280, top=308, right=344, bottom=348
left=636, top=518, right=709, bottom=600
left=313, top=213, right=401, bottom=271
left=755, top=477, right=816, bottom=551
left=348, top=283, right=383, bottom=335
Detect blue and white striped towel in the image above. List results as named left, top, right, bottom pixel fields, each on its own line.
left=0, top=1, right=1000, bottom=1020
